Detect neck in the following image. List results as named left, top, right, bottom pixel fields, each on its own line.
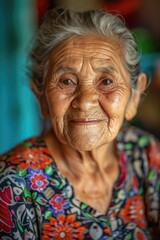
left=43, top=129, right=119, bottom=214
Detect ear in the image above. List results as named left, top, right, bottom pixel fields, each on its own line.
left=31, top=80, right=49, bottom=119
left=125, top=73, right=147, bottom=121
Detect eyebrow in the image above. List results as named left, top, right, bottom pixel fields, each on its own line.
left=55, top=66, right=77, bottom=73
left=95, top=66, right=116, bottom=74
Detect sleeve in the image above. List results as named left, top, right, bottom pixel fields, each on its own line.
left=145, top=138, right=160, bottom=238
left=0, top=156, right=39, bottom=240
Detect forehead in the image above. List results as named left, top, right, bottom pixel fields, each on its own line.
left=49, top=35, right=125, bottom=69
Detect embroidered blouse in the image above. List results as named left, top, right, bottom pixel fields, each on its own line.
left=0, top=126, right=160, bottom=240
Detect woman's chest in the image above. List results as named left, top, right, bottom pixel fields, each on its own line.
left=36, top=182, right=150, bottom=240
left=24, top=164, right=151, bottom=239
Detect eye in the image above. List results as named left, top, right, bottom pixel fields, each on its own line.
left=61, top=79, right=75, bottom=85
left=101, top=79, right=113, bottom=85
left=58, top=76, right=77, bottom=94
left=97, top=77, right=114, bottom=93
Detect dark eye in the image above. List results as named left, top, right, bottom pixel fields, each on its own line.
left=59, top=77, right=77, bottom=94
left=101, top=79, right=113, bottom=85
left=97, top=78, right=114, bottom=93
left=61, top=79, right=75, bottom=85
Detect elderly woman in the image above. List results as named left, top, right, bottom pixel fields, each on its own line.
left=0, top=8, right=160, bottom=240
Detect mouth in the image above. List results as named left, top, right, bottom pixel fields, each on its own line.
left=70, top=119, right=105, bottom=125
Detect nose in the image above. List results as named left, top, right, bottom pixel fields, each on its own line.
left=71, top=87, right=98, bottom=111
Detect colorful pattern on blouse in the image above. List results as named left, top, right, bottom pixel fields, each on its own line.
left=0, top=126, right=160, bottom=240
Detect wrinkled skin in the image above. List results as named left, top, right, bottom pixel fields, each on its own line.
left=42, top=35, right=138, bottom=151
left=38, top=35, right=146, bottom=213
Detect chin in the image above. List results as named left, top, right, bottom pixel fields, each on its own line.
left=67, top=136, right=106, bottom=152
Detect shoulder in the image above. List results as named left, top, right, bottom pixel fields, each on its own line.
left=118, top=125, right=160, bottom=177
left=0, top=136, right=53, bottom=171
left=0, top=136, right=51, bottom=238
left=118, top=125, right=160, bottom=154
left=120, top=125, right=158, bottom=145
left=125, top=126, right=160, bottom=162
left=120, top=126, right=160, bottom=227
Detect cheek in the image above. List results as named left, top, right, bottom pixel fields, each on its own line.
left=47, top=93, right=67, bottom=116
left=46, top=93, right=73, bottom=135
left=47, top=97, right=65, bottom=136
left=100, top=92, right=130, bottom=116
left=99, top=93, right=119, bottom=112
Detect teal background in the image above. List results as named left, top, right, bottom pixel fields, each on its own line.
left=0, top=0, right=42, bottom=153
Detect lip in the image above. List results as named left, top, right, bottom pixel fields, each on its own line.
left=70, top=119, right=105, bottom=125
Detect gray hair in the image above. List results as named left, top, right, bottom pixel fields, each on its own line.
left=30, top=8, right=141, bottom=93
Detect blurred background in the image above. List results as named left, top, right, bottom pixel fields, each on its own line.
left=0, top=0, right=160, bottom=154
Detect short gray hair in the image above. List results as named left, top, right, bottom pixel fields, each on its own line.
left=30, top=8, right=141, bottom=93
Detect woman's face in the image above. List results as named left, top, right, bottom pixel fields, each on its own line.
left=42, top=35, right=136, bottom=151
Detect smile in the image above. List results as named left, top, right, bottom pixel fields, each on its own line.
left=70, top=119, right=105, bottom=125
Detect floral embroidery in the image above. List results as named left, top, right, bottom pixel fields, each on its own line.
left=30, top=171, right=49, bottom=191
left=119, top=195, right=147, bottom=228
left=8, top=139, right=52, bottom=170
left=0, top=186, right=14, bottom=233
left=134, top=228, right=147, bottom=240
left=42, top=214, right=87, bottom=239
left=49, top=194, right=70, bottom=215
